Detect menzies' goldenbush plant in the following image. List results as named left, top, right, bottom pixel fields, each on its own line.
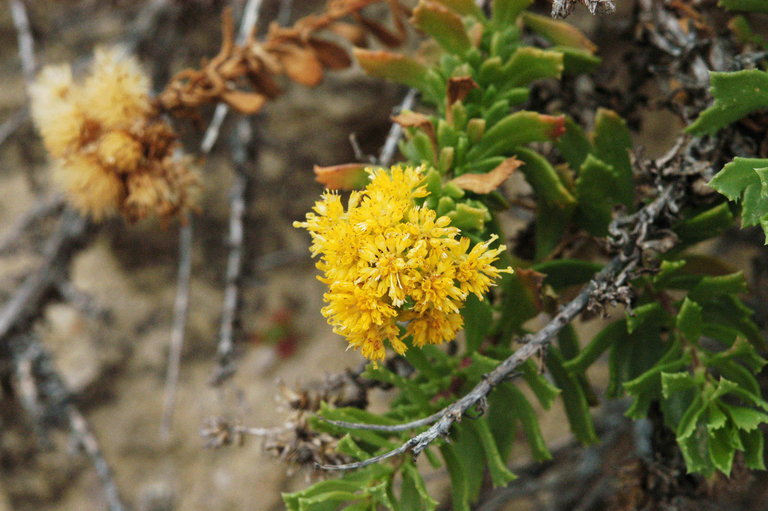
left=284, top=0, right=768, bottom=509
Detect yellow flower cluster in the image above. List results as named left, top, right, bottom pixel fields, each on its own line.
left=30, top=47, right=198, bottom=222
left=294, top=165, right=512, bottom=363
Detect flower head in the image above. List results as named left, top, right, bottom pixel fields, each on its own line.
left=295, top=165, right=512, bottom=363
left=30, top=47, right=198, bottom=222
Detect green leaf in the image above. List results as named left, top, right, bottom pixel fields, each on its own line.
left=413, top=1, right=471, bottom=55
left=401, top=462, right=438, bottom=511
left=626, top=302, right=667, bottom=335
left=723, top=404, right=768, bottom=431
left=673, top=202, right=734, bottom=244
left=534, top=199, right=574, bottom=261
left=470, top=419, right=518, bottom=486
left=739, top=428, right=766, bottom=470
left=354, top=50, right=431, bottom=92
left=710, top=157, right=768, bottom=200
left=508, top=386, right=552, bottom=461
left=592, top=109, right=634, bottom=209
left=491, top=0, right=532, bottom=27
left=728, top=15, right=768, bottom=48
left=514, top=146, right=576, bottom=207
left=553, top=46, right=601, bottom=74
left=676, top=297, right=702, bottom=341
left=709, top=426, right=736, bottom=476
left=469, top=112, right=566, bottom=160
left=337, top=435, right=371, bottom=461
left=556, top=116, right=592, bottom=171
left=687, top=70, right=768, bottom=135
left=462, top=294, right=494, bottom=353
left=718, top=0, right=768, bottom=13
left=440, top=443, right=470, bottom=511
left=533, top=259, right=603, bottom=290
left=546, top=348, right=598, bottom=444
left=499, top=47, right=563, bottom=88
left=497, top=272, right=540, bottom=339
left=689, top=272, right=747, bottom=301
left=564, top=320, right=626, bottom=374
left=679, top=433, right=713, bottom=476
left=521, top=359, right=560, bottom=410
left=520, top=12, right=597, bottom=53
left=707, top=402, right=729, bottom=431
left=432, top=0, right=485, bottom=18
left=661, top=371, right=697, bottom=399
left=677, top=393, right=706, bottom=440
left=575, top=154, right=622, bottom=236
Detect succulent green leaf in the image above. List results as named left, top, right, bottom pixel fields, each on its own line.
left=521, top=359, right=561, bottom=410
left=354, top=49, right=430, bottom=92
left=661, top=371, right=697, bottom=399
left=413, top=1, right=472, bottom=55
left=462, top=294, right=493, bottom=353
left=575, top=154, right=622, bottom=235
left=673, top=202, right=734, bottom=244
left=564, top=320, right=626, bottom=374
left=470, top=419, right=518, bottom=486
left=677, top=393, right=706, bottom=440
left=401, top=462, right=438, bottom=511
left=520, top=12, right=597, bottom=53
left=514, top=146, right=576, bottom=208
left=499, top=47, right=563, bottom=88
left=626, top=302, right=667, bottom=335
left=723, top=404, right=768, bottom=431
left=592, top=109, right=634, bottom=209
left=686, top=70, right=768, bottom=135
left=469, top=112, right=566, bottom=160
left=718, top=0, right=768, bottom=13
left=556, top=116, right=592, bottom=171
left=709, top=426, right=736, bottom=476
left=533, top=259, right=603, bottom=290
left=432, top=0, right=485, bottom=18
left=739, top=428, right=767, bottom=470
left=676, top=297, right=703, bottom=341
left=546, top=348, right=598, bottom=444
left=508, top=386, right=553, bottom=461
left=553, top=46, right=601, bottom=74
left=491, top=0, right=533, bottom=27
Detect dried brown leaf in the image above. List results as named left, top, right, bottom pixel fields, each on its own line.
left=447, top=76, right=478, bottom=105
left=314, top=163, right=370, bottom=190
left=308, top=38, right=353, bottom=69
left=273, top=43, right=325, bottom=87
left=450, top=157, right=523, bottom=194
left=221, top=89, right=268, bottom=114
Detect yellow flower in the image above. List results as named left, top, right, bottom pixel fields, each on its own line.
left=295, top=165, right=512, bottom=363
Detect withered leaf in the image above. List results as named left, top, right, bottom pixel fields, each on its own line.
left=447, top=76, right=478, bottom=105
left=354, top=13, right=404, bottom=47
left=221, top=89, right=267, bottom=114
left=273, top=43, right=325, bottom=87
left=515, top=268, right=546, bottom=312
left=308, top=38, right=353, bottom=69
left=391, top=111, right=436, bottom=144
left=450, top=157, right=523, bottom=194
left=327, top=22, right=368, bottom=47
left=314, top=163, right=370, bottom=190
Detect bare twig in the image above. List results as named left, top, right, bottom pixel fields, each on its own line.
left=317, top=175, right=682, bottom=470
left=160, top=218, right=194, bottom=440
left=0, top=107, right=28, bottom=148
left=67, top=405, right=128, bottom=511
left=8, top=0, right=36, bottom=85
left=161, top=0, right=266, bottom=436
left=378, top=88, right=418, bottom=166
left=0, top=210, right=90, bottom=342
left=210, top=118, right=254, bottom=385
left=9, top=332, right=127, bottom=511
left=0, top=195, right=65, bottom=256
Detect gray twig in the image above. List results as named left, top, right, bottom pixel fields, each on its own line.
left=210, top=118, right=255, bottom=385
left=160, top=219, right=194, bottom=440
left=161, top=0, right=265, bottom=436
left=317, top=176, right=682, bottom=471
left=0, top=195, right=65, bottom=256
left=0, top=107, right=28, bottom=148
left=378, top=88, right=418, bottom=166
left=8, top=0, right=36, bottom=85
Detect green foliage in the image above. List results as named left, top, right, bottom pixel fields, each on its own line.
left=288, top=1, right=768, bottom=509
left=686, top=70, right=768, bottom=136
